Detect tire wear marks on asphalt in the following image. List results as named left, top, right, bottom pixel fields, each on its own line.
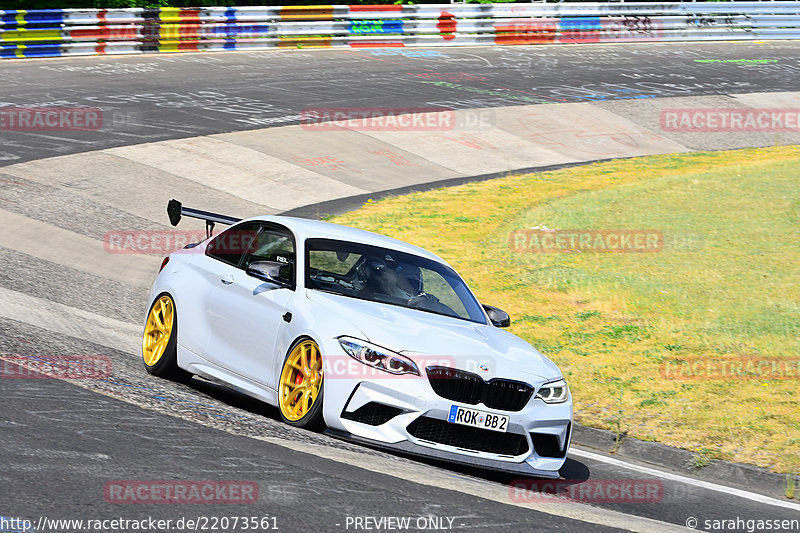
left=1, top=42, right=799, bottom=164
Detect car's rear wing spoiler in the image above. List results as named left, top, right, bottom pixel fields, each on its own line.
left=167, top=199, right=241, bottom=237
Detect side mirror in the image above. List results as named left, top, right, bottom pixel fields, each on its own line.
left=482, top=304, right=511, bottom=328
left=246, top=261, right=293, bottom=289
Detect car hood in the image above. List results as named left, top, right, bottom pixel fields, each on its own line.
left=306, top=290, right=561, bottom=384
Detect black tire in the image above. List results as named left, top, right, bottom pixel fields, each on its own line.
left=278, top=337, right=325, bottom=430
left=142, top=293, right=191, bottom=383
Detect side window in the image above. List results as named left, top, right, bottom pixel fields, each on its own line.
left=205, top=222, right=260, bottom=267
left=308, top=249, right=361, bottom=276
left=241, top=226, right=295, bottom=281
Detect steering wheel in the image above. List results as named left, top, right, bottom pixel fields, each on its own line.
left=407, top=293, right=458, bottom=317
left=407, top=292, right=436, bottom=308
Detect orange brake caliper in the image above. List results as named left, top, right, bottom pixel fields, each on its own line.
left=294, top=372, right=304, bottom=404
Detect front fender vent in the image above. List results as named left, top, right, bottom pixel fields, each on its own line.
left=342, top=402, right=403, bottom=426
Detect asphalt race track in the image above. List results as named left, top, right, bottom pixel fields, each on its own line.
left=1, top=41, right=800, bottom=164
left=2, top=41, right=800, bottom=532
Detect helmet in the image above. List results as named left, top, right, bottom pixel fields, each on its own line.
left=395, top=263, right=423, bottom=296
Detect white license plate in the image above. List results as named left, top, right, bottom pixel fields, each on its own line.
left=448, top=405, right=508, bottom=433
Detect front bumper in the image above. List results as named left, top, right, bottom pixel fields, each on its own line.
left=325, top=428, right=566, bottom=478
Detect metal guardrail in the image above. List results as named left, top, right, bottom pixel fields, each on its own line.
left=2, top=3, right=799, bottom=58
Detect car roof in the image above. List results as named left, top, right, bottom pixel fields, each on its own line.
left=238, top=215, right=447, bottom=264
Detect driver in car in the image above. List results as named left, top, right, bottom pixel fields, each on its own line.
left=359, top=258, right=420, bottom=301
left=359, top=258, right=456, bottom=317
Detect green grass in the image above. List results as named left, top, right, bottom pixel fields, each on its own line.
left=332, top=145, right=800, bottom=473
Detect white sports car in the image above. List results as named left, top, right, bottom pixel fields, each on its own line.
left=142, top=200, right=572, bottom=477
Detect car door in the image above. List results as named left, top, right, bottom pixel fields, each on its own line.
left=180, top=221, right=261, bottom=359
left=206, top=222, right=296, bottom=392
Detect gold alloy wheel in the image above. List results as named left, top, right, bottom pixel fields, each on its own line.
left=142, top=295, right=175, bottom=367
left=279, top=340, right=323, bottom=422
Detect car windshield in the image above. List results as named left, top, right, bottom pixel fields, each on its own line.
left=306, top=238, right=487, bottom=324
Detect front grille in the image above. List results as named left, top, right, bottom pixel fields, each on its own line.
left=407, top=416, right=529, bottom=456
left=341, top=402, right=403, bottom=426
left=426, top=366, right=534, bottom=412
left=426, top=367, right=483, bottom=404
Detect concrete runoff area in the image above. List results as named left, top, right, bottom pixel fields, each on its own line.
left=3, top=92, right=799, bottom=241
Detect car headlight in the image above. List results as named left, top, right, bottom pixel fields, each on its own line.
left=535, top=379, right=569, bottom=404
left=338, top=337, right=419, bottom=376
